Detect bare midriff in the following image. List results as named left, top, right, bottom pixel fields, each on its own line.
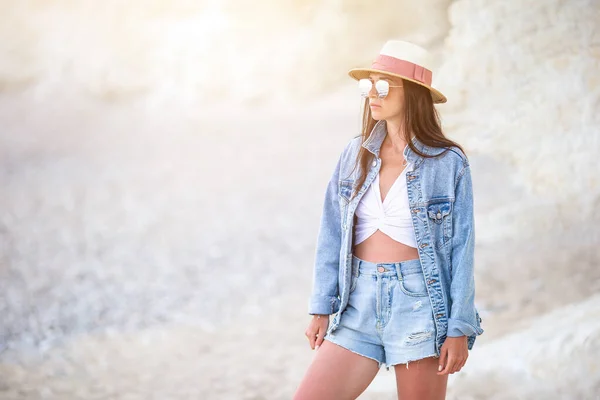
left=352, top=224, right=419, bottom=263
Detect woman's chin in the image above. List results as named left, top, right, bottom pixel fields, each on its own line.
left=370, top=110, right=384, bottom=120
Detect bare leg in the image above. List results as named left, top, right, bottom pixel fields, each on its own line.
left=394, top=356, right=448, bottom=400
left=293, top=339, right=381, bottom=400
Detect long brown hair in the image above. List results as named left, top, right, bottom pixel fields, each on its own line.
left=349, top=79, right=465, bottom=200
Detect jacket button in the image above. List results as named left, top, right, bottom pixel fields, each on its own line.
left=420, top=243, right=429, bottom=248
left=437, top=212, right=442, bottom=219
left=372, top=159, right=377, bottom=167
left=412, top=209, right=418, bottom=213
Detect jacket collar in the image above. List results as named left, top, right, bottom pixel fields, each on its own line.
left=361, top=119, right=428, bottom=166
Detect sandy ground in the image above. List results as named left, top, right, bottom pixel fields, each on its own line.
left=1, top=93, right=599, bottom=399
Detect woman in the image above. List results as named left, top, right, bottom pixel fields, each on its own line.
left=294, top=40, right=484, bottom=400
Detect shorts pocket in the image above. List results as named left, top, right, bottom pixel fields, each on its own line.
left=399, top=270, right=429, bottom=297
left=349, top=266, right=359, bottom=294
left=349, top=275, right=358, bottom=294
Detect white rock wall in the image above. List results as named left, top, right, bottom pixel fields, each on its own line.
left=437, top=0, right=600, bottom=242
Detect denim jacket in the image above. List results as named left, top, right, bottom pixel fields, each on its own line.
left=308, top=120, right=484, bottom=355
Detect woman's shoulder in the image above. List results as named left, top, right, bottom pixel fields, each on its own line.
left=338, top=135, right=362, bottom=160
left=427, top=144, right=469, bottom=168
left=347, top=135, right=363, bottom=151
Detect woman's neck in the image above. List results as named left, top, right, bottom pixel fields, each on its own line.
left=384, top=118, right=412, bottom=153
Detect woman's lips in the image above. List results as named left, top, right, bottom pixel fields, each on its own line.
left=370, top=104, right=381, bottom=108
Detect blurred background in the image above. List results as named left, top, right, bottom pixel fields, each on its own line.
left=0, top=0, right=599, bottom=399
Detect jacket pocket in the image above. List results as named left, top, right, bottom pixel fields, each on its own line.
left=426, top=201, right=452, bottom=250
left=338, top=179, right=354, bottom=228
left=338, top=179, right=353, bottom=203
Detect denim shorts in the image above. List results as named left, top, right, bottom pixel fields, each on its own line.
left=324, top=255, right=438, bottom=371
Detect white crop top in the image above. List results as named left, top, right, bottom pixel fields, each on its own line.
left=354, top=158, right=418, bottom=248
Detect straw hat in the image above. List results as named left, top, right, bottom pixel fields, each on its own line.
left=348, top=40, right=447, bottom=104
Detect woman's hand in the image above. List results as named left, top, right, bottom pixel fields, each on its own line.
left=305, top=314, right=329, bottom=350
left=437, top=336, right=468, bottom=375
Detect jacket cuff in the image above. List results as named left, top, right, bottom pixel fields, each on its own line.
left=447, top=317, right=483, bottom=337
left=308, top=295, right=340, bottom=315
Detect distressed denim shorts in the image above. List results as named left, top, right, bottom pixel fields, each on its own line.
left=325, top=255, right=438, bottom=371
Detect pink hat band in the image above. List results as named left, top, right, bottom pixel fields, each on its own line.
left=371, top=54, right=433, bottom=86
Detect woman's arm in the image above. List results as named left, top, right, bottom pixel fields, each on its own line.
left=308, top=148, right=345, bottom=316
left=447, top=163, right=483, bottom=338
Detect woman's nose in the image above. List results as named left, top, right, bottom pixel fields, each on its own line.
left=368, top=86, right=378, bottom=99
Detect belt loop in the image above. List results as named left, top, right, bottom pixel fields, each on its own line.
left=394, top=261, right=403, bottom=280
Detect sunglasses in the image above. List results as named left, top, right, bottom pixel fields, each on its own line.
left=358, top=78, right=403, bottom=99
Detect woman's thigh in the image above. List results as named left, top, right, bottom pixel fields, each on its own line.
left=394, top=356, right=449, bottom=400
left=293, top=339, right=380, bottom=400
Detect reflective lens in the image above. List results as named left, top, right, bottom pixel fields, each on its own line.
left=375, top=80, right=390, bottom=98
left=358, top=78, right=392, bottom=99
left=358, top=78, right=373, bottom=98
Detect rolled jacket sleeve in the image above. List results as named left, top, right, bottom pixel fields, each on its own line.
left=447, top=164, right=484, bottom=338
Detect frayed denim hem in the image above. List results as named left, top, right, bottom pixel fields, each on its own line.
left=324, top=336, right=386, bottom=370
left=386, top=353, right=439, bottom=370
